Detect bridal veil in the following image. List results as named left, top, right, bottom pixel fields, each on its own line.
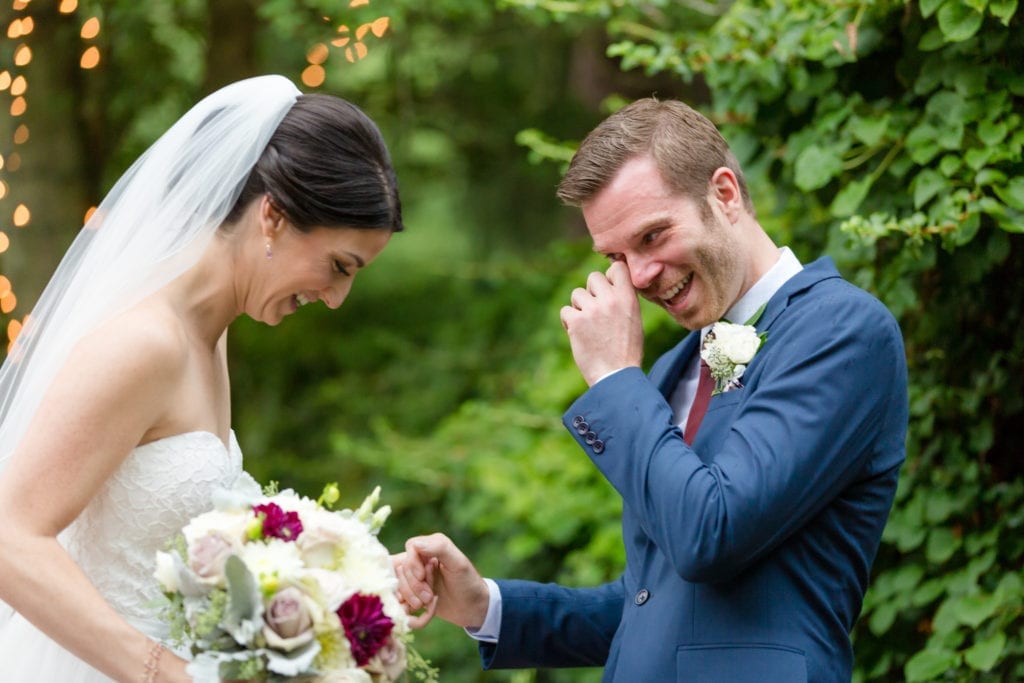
left=0, top=75, right=301, bottom=468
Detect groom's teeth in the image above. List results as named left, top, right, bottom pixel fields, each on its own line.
left=661, top=274, right=692, bottom=302
left=296, top=294, right=311, bottom=306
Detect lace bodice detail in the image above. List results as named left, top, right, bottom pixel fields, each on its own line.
left=60, top=431, right=252, bottom=633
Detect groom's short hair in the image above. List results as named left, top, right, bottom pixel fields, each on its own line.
left=556, top=98, right=754, bottom=215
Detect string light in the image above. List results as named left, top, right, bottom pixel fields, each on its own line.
left=307, top=0, right=391, bottom=85
left=13, top=204, right=30, bottom=227
left=10, top=74, right=26, bottom=96
left=81, top=16, right=99, bottom=39
left=80, top=45, right=100, bottom=69
left=14, top=44, right=31, bottom=66
left=59, top=0, right=78, bottom=12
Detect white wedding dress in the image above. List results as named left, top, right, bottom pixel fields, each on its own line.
left=0, top=430, right=257, bottom=682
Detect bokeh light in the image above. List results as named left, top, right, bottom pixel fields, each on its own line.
left=13, top=204, right=30, bottom=227
left=80, top=46, right=100, bottom=69
left=81, top=17, right=100, bottom=39
left=301, top=64, right=325, bottom=87
left=14, top=44, right=31, bottom=66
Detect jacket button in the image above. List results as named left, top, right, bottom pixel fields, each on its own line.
left=576, top=421, right=589, bottom=435
left=592, top=440, right=605, bottom=454
left=634, top=589, right=650, bottom=606
left=584, top=431, right=598, bottom=445
left=572, top=415, right=585, bottom=428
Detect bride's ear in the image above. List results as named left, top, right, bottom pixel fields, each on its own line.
left=258, top=193, right=288, bottom=240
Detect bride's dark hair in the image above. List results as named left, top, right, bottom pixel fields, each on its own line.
left=225, top=94, right=403, bottom=233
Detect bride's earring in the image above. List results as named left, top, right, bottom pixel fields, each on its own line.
left=265, top=241, right=273, bottom=260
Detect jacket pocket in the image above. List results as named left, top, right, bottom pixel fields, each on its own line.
left=676, top=643, right=806, bottom=682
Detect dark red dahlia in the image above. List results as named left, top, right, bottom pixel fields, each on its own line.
left=337, top=593, right=394, bottom=666
left=253, top=502, right=303, bottom=541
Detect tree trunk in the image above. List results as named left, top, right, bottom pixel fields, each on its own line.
left=203, top=0, right=259, bottom=94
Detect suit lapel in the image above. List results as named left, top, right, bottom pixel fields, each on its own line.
left=653, top=332, right=700, bottom=399
left=757, top=256, right=841, bottom=334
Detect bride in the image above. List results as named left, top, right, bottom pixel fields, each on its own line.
left=0, top=75, right=403, bottom=682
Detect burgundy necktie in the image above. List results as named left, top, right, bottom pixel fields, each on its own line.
left=683, top=359, right=714, bottom=445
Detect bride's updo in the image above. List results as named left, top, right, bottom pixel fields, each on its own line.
left=224, top=94, right=403, bottom=234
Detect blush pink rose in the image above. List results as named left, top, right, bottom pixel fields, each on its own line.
left=187, top=533, right=234, bottom=581
left=264, top=586, right=315, bottom=651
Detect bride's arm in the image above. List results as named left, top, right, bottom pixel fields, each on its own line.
left=0, top=318, right=193, bottom=683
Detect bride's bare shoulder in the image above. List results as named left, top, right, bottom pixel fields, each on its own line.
left=71, top=300, right=191, bottom=382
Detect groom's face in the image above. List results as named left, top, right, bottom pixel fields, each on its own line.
left=582, top=155, right=747, bottom=331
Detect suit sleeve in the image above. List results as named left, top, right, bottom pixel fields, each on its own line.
left=564, top=285, right=907, bottom=584
left=479, top=577, right=624, bottom=669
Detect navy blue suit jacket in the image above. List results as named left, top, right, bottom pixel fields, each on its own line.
left=480, top=258, right=908, bottom=682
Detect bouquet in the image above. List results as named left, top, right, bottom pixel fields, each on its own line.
left=153, top=482, right=435, bottom=683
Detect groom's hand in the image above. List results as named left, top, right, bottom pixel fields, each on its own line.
left=393, top=533, right=490, bottom=631
left=560, top=260, right=643, bottom=386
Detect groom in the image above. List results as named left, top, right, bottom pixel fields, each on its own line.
left=396, top=99, right=908, bottom=682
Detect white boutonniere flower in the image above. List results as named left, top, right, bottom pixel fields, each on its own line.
left=701, top=321, right=767, bottom=395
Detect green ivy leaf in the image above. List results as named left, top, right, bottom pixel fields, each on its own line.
left=964, top=631, right=1007, bottom=671
left=939, top=154, right=963, bottom=176
left=975, top=168, right=1009, bottom=187
left=794, top=144, right=843, bottom=191
left=978, top=120, right=1009, bottom=146
left=919, top=0, right=947, bottom=19
left=926, top=527, right=961, bottom=564
left=869, top=602, right=898, bottom=636
left=906, top=123, right=942, bottom=165
left=926, top=91, right=966, bottom=121
left=913, top=169, right=948, bottom=209
left=848, top=114, right=890, bottom=146
left=989, top=0, right=1019, bottom=24
left=905, top=648, right=961, bottom=682
left=965, top=147, right=993, bottom=170
left=953, top=592, right=1001, bottom=628
left=937, top=2, right=984, bottom=41
left=993, top=177, right=1024, bottom=210
left=917, top=26, right=946, bottom=51
left=831, top=177, right=873, bottom=217
left=912, top=578, right=947, bottom=607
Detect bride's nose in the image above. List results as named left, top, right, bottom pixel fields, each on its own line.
left=321, top=279, right=354, bottom=309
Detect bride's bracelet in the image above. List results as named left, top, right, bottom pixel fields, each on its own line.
left=143, top=641, right=167, bottom=683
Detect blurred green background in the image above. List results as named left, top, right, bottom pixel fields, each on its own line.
left=1, top=1, right=1021, bottom=681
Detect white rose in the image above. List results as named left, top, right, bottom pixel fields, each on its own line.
left=153, top=551, right=180, bottom=593
left=711, top=322, right=762, bottom=364
left=182, top=509, right=251, bottom=547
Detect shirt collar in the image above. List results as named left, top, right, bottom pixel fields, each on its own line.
left=701, top=247, right=802, bottom=342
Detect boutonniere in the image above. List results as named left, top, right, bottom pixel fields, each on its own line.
left=701, top=306, right=767, bottom=395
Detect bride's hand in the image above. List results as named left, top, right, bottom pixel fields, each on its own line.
left=392, top=550, right=439, bottom=629
left=393, top=533, right=490, bottom=631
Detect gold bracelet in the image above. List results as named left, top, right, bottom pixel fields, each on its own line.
left=143, top=641, right=166, bottom=683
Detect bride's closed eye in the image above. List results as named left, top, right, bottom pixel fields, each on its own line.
left=333, top=259, right=351, bottom=276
